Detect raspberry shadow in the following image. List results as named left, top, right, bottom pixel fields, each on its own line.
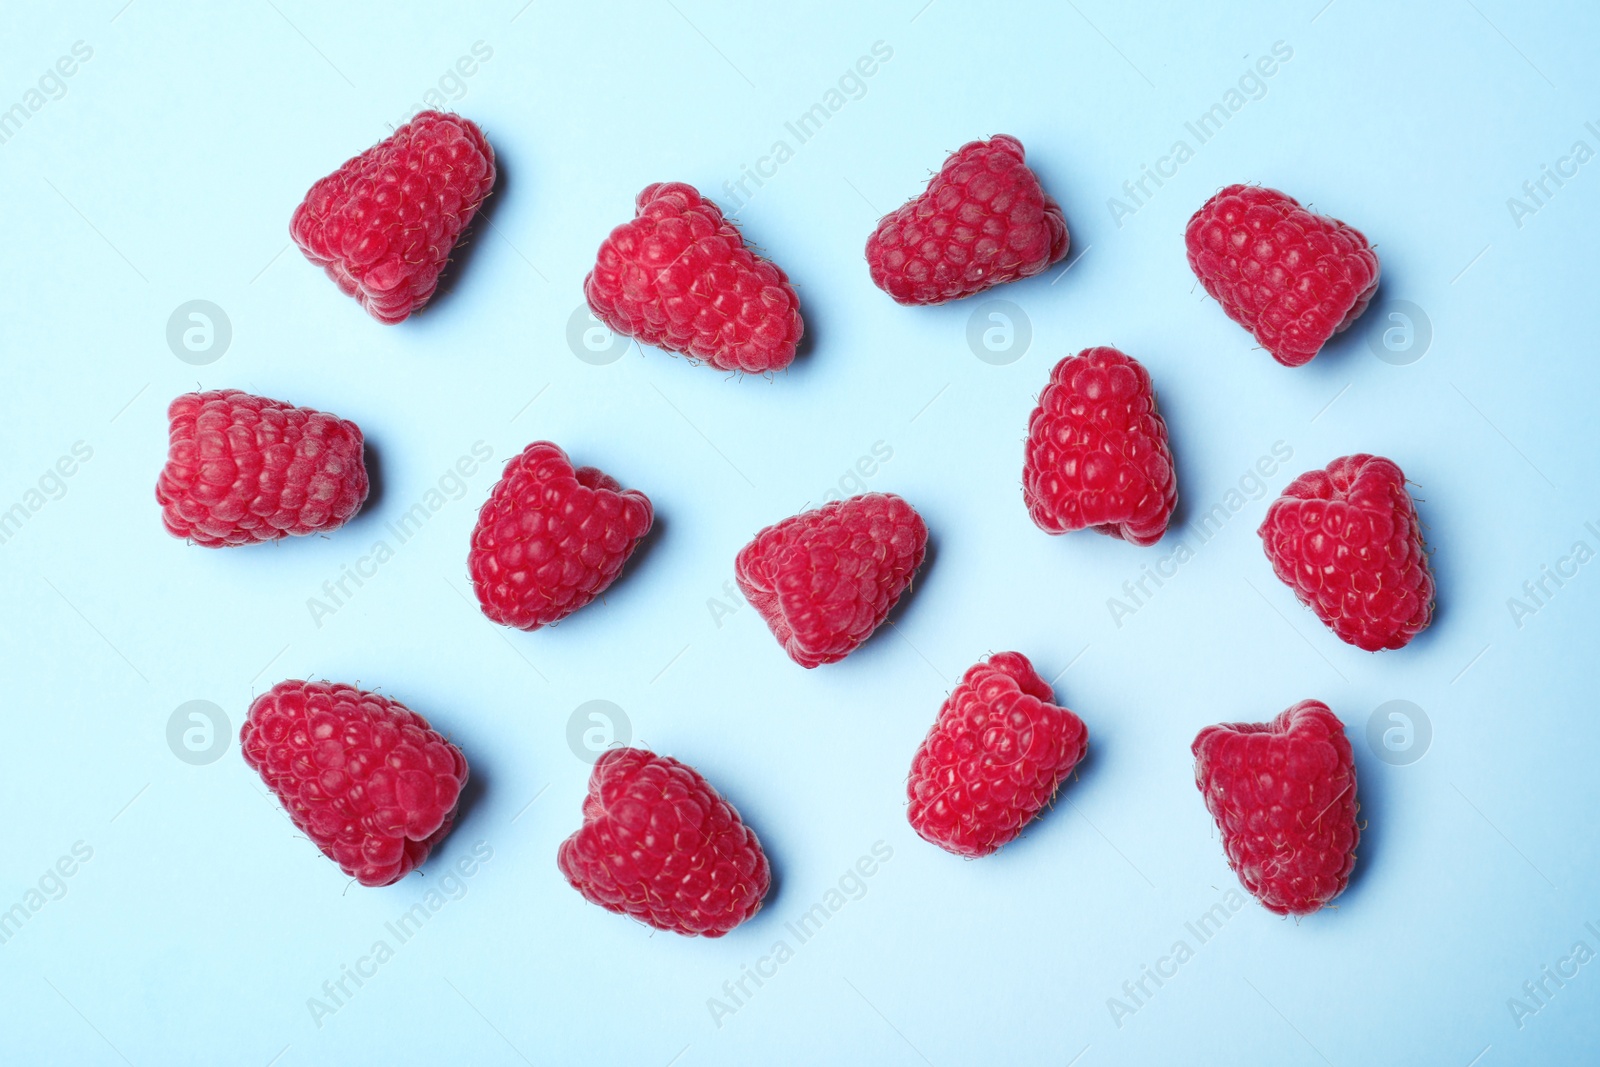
left=359, top=438, right=386, bottom=515
left=971, top=669, right=1099, bottom=864
left=420, top=144, right=507, bottom=319
left=839, top=529, right=936, bottom=669
left=1003, top=149, right=1078, bottom=304
left=730, top=210, right=817, bottom=379
left=1401, top=465, right=1445, bottom=644
left=599, top=510, right=666, bottom=611
left=509, top=509, right=666, bottom=639
left=446, top=745, right=488, bottom=850
left=1152, top=362, right=1194, bottom=534
left=1331, top=744, right=1381, bottom=911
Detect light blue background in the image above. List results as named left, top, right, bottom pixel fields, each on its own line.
left=2, top=1, right=1597, bottom=1063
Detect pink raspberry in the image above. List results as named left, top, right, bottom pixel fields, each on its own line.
left=735, top=493, right=928, bottom=668
left=468, top=442, right=654, bottom=631
left=907, top=652, right=1088, bottom=857
left=1192, top=700, right=1360, bottom=916
left=1258, top=453, right=1434, bottom=651
left=156, top=389, right=368, bottom=547
left=240, top=680, right=469, bottom=887
left=584, top=182, right=804, bottom=373
left=1023, top=347, right=1177, bottom=546
left=291, top=111, right=496, bottom=324
left=1185, top=185, right=1379, bottom=367
left=557, top=748, right=770, bottom=937
left=866, top=134, right=1069, bottom=305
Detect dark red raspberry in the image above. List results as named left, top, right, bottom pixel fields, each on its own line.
left=584, top=182, right=804, bottom=373
left=1023, top=347, right=1177, bottom=546
left=468, top=441, right=653, bottom=631
left=1185, top=185, right=1379, bottom=367
left=865, top=134, right=1068, bottom=306
left=557, top=748, right=770, bottom=938
left=1192, top=700, right=1360, bottom=916
left=1259, top=454, right=1434, bottom=651
left=156, top=389, right=368, bottom=548
left=240, top=680, right=469, bottom=888
left=907, top=652, right=1088, bottom=857
left=735, top=493, right=928, bottom=668
left=291, top=110, right=496, bottom=324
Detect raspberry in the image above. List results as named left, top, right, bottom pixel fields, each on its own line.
left=584, top=182, right=804, bottom=373
left=156, top=389, right=368, bottom=547
left=468, top=441, right=653, bottom=631
left=1185, top=185, right=1379, bottom=367
left=907, top=652, right=1088, bottom=857
left=1258, top=454, right=1434, bottom=651
left=735, top=493, right=928, bottom=668
left=865, top=135, right=1069, bottom=306
left=1192, top=700, right=1360, bottom=916
left=240, top=680, right=469, bottom=888
left=291, top=111, right=496, bottom=324
left=557, top=748, right=770, bottom=937
left=1023, top=347, right=1177, bottom=547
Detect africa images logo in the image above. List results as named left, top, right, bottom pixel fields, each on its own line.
left=1106, top=41, right=1293, bottom=229
left=0, top=41, right=93, bottom=148
left=306, top=441, right=494, bottom=628
left=706, top=841, right=894, bottom=1029
left=720, top=41, right=893, bottom=212
left=306, top=841, right=494, bottom=1029
left=1106, top=441, right=1293, bottom=628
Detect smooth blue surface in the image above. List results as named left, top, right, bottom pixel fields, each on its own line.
left=2, top=1, right=1598, bottom=1063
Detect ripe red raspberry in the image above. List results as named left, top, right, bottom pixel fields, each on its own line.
left=468, top=441, right=653, bottom=631
left=907, top=652, right=1088, bottom=857
left=1022, top=346, right=1177, bottom=547
left=1192, top=700, right=1360, bottom=916
left=291, top=111, right=496, bottom=324
left=1259, top=454, right=1434, bottom=651
left=156, top=389, right=368, bottom=548
left=240, top=680, right=469, bottom=888
left=557, top=748, right=770, bottom=937
left=865, top=134, right=1069, bottom=306
left=1185, top=185, right=1379, bottom=367
left=735, top=493, right=928, bottom=668
left=584, top=182, right=804, bottom=373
